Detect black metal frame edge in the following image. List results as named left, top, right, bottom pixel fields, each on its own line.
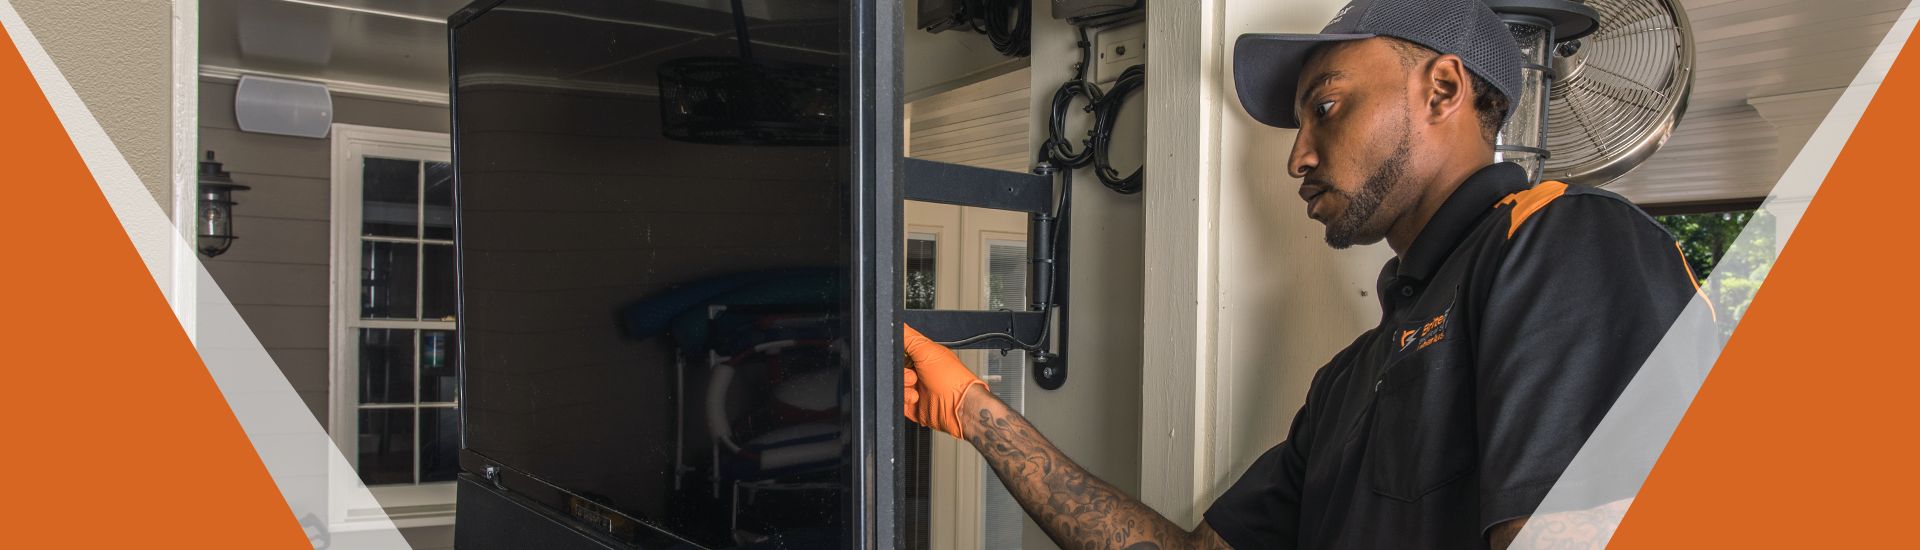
left=850, top=0, right=905, bottom=545
left=901, top=310, right=1048, bottom=350
left=903, top=158, right=1054, bottom=214
left=458, top=450, right=705, bottom=548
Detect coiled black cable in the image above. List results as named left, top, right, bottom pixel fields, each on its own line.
left=1040, top=27, right=1100, bottom=169
left=1042, top=79, right=1101, bottom=169
left=1091, top=64, right=1146, bottom=194
left=1039, top=27, right=1146, bottom=194
left=948, top=0, right=1030, bottom=57
left=981, top=0, right=1031, bottom=57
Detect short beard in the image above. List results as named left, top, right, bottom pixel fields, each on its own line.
left=1325, top=132, right=1412, bottom=249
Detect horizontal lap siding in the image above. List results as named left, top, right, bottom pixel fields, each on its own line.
left=909, top=67, right=1032, bottom=173
left=198, top=79, right=450, bottom=427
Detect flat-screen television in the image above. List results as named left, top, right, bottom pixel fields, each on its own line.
left=449, top=1, right=902, bottom=547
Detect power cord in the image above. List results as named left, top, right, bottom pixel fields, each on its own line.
left=933, top=24, right=1141, bottom=366
left=980, top=0, right=1031, bottom=57
left=1040, top=28, right=1102, bottom=170
left=1091, top=64, right=1146, bottom=194
left=1040, top=26, right=1146, bottom=194
left=936, top=0, right=1031, bottom=57
left=932, top=166, right=1073, bottom=355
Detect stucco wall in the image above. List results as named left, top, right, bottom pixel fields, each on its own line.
left=14, top=0, right=176, bottom=212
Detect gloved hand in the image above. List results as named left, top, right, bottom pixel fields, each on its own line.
left=903, top=324, right=988, bottom=439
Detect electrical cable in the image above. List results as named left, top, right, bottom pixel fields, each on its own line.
left=934, top=23, right=1143, bottom=359
left=946, top=0, right=1029, bottom=57
left=982, top=0, right=1031, bottom=57
left=1040, top=27, right=1146, bottom=193
left=932, top=166, right=1073, bottom=354
left=1091, top=64, right=1146, bottom=194
left=1039, top=27, right=1102, bottom=170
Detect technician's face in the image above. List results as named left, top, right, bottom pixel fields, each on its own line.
left=1288, top=39, right=1417, bottom=249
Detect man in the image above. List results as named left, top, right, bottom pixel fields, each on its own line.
left=902, top=0, right=1710, bottom=548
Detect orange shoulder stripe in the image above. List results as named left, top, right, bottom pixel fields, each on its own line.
left=1497, top=180, right=1569, bottom=238
left=1675, top=241, right=1719, bottom=323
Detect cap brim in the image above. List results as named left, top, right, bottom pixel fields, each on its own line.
left=1233, top=33, right=1374, bottom=129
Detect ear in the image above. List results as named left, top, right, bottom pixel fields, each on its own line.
left=1419, top=54, right=1473, bottom=126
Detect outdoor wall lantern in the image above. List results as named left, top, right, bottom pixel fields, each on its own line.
left=196, top=151, right=250, bottom=258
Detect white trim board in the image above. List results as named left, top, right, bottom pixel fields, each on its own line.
left=1140, top=0, right=1226, bottom=526
left=172, top=0, right=201, bottom=340
left=198, top=65, right=666, bottom=107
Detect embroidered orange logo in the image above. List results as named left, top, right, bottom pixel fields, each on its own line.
left=1399, top=312, right=1450, bottom=352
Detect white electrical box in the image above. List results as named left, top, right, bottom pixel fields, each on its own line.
left=1093, top=22, right=1146, bottom=85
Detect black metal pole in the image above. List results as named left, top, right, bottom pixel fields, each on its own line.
left=731, top=0, right=754, bottom=59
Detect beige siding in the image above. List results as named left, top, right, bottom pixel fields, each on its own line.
left=13, top=0, right=176, bottom=210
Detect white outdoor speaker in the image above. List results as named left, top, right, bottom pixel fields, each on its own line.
left=234, top=75, right=333, bottom=139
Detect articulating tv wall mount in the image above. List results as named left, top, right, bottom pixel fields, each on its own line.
left=902, top=158, right=1072, bottom=390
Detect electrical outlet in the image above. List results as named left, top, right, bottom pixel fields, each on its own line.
left=1092, top=22, right=1146, bottom=85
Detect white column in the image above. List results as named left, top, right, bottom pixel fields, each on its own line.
left=1140, top=0, right=1225, bottom=527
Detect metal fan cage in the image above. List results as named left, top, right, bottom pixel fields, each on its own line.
left=1541, top=0, right=1693, bottom=185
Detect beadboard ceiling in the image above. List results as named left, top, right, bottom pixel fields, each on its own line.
left=1601, top=0, right=1910, bottom=204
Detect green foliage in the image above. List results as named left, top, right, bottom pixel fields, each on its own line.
left=1655, top=209, right=1777, bottom=337
left=906, top=269, right=937, bottom=310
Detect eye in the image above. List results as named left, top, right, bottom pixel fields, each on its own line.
left=1313, top=100, right=1335, bottom=118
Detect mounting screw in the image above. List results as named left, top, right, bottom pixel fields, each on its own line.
left=483, top=465, right=506, bottom=490
left=1556, top=40, right=1582, bottom=58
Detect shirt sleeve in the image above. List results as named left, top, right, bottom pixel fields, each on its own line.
left=1470, top=194, right=1708, bottom=533
left=1202, top=343, right=1358, bottom=550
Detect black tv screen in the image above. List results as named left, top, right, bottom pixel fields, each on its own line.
left=450, top=1, right=899, bottom=547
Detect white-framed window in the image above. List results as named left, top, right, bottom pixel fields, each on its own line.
left=979, top=237, right=1028, bottom=549
left=329, top=124, right=457, bottom=527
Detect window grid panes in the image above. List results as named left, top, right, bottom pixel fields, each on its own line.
left=353, top=156, right=458, bottom=487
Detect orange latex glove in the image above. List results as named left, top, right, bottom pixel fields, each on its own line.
left=903, top=324, right=988, bottom=439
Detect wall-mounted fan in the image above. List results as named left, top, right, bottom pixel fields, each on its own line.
left=1487, top=0, right=1694, bottom=186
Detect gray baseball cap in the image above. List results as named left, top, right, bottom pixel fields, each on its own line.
left=1234, top=0, right=1526, bottom=129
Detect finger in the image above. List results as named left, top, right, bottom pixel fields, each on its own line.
left=902, top=324, right=931, bottom=355
left=902, top=368, right=918, bottom=387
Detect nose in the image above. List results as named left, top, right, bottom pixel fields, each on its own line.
left=1288, top=130, right=1318, bottom=179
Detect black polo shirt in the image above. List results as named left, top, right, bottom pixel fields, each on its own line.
left=1204, top=162, right=1707, bottom=549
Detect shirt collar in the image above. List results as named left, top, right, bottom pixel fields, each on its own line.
left=1395, top=162, right=1530, bottom=281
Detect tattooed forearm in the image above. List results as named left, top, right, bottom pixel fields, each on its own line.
left=1488, top=498, right=1633, bottom=550
left=960, top=390, right=1232, bottom=550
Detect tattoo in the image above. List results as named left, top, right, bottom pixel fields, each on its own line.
left=962, top=392, right=1232, bottom=550
left=1488, top=499, right=1633, bottom=550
